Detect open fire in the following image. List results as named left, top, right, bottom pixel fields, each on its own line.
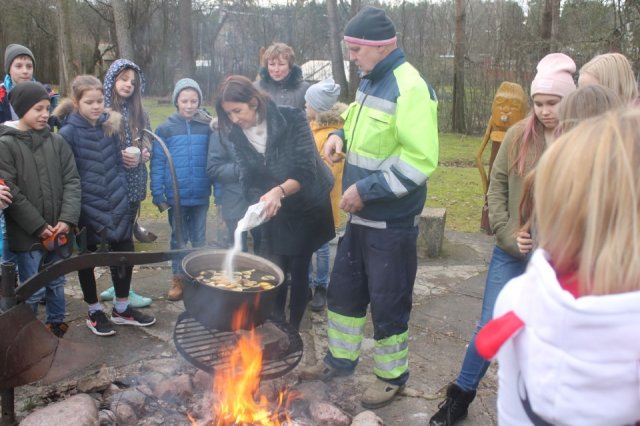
left=189, top=304, right=297, bottom=426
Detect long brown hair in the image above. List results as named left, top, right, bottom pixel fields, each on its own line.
left=109, top=68, right=147, bottom=146
left=215, top=75, right=270, bottom=133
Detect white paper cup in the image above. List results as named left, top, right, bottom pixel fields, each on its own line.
left=125, top=146, right=141, bottom=162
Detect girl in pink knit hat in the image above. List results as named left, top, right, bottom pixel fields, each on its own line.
left=430, top=52, right=576, bottom=426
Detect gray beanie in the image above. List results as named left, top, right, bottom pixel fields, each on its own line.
left=305, top=78, right=341, bottom=113
left=4, top=44, right=35, bottom=74
left=172, top=78, right=202, bottom=107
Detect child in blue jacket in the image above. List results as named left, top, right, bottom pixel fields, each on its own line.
left=151, top=78, right=212, bottom=301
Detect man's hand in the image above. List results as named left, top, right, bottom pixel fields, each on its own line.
left=323, top=134, right=345, bottom=166
left=52, top=221, right=70, bottom=235
left=339, top=184, right=364, bottom=213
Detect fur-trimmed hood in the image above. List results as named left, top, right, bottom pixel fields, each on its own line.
left=54, top=99, right=122, bottom=137
left=312, top=102, right=347, bottom=127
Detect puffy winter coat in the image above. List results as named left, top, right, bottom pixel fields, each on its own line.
left=206, top=125, right=247, bottom=221
left=254, top=65, right=310, bottom=109
left=58, top=110, right=133, bottom=245
left=0, top=124, right=81, bottom=251
left=151, top=111, right=212, bottom=206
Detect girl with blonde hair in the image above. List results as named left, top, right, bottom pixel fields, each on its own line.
left=579, top=52, right=639, bottom=105
left=430, top=53, right=577, bottom=426
left=516, top=84, right=624, bottom=254
left=477, top=108, right=640, bottom=424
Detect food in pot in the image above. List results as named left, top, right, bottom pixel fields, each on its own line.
left=194, top=268, right=276, bottom=292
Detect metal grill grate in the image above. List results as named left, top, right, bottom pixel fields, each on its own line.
left=173, top=312, right=303, bottom=380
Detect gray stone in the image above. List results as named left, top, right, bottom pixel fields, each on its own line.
left=109, top=389, right=147, bottom=411
left=293, top=381, right=329, bottom=402
left=418, top=207, right=447, bottom=258
left=20, top=394, right=98, bottom=426
left=110, top=401, right=137, bottom=426
left=153, top=374, right=193, bottom=401
left=191, top=369, right=212, bottom=393
left=98, top=409, right=117, bottom=426
left=77, top=365, right=116, bottom=393
left=139, top=358, right=178, bottom=376
left=351, top=410, right=384, bottom=425
left=308, top=400, right=351, bottom=426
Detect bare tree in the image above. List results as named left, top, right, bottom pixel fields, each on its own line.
left=347, top=0, right=361, bottom=99
left=56, top=0, right=75, bottom=95
left=452, top=0, right=466, bottom=133
left=327, top=0, right=349, bottom=100
left=112, top=0, right=134, bottom=59
left=176, top=0, right=195, bottom=80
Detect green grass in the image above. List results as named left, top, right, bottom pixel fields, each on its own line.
left=141, top=99, right=489, bottom=234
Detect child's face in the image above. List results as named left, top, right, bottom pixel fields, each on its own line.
left=305, top=103, right=317, bottom=121
left=9, top=56, right=34, bottom=85
left=77, top=88, right=105, bottom=126
left=114, top=69, right=137, bottom=99
left=533, top=94, right=562, bottom=130
left=20, top=99, right=50, bottom=131
left=176, top=89, right=199, bottom=120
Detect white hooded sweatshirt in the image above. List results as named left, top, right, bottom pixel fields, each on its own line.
left=492, top=249, right=640, bottom=425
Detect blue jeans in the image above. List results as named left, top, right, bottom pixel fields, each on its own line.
left=455, top=245, right=528, bottom=391
left=168, top=205, right=208, bottom=274
left=15, top=249, right=66, bottom=324
left=308, top=242, right=330, bottom=289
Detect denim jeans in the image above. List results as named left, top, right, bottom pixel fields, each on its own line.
left=168, top=205, right=208, bottom=274
left=455, top=245, right=528, bottom=391
left=308, top=242, right=330, bottom=289
left=15, top=249, right=66, bottom=324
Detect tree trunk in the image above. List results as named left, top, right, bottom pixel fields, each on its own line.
left=452, top=0, right=466, bottom=133
left=56, top=0, right=75, bottom=96
left=347, top=0, right=361, bottom=100
left=176, top=0, right=195, bottom=81
left=326, top=0, right=349, bottom=101
left=112, top=0, right=134, bottom=60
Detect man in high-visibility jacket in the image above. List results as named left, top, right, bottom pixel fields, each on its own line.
left=299, top=5, right=439, bottom=409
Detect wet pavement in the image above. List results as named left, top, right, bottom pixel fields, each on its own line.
left=12, top=219, right=498, bottom=425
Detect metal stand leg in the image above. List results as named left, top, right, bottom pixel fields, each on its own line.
left=1, top=262, right=17, bottom=426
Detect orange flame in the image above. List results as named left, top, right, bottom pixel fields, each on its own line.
left=192, top=303, right=293, bottom=426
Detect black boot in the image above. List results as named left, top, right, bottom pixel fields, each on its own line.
left=309, top=287, right=327, bottom=312
left=429, top=383, right=476, bottom=426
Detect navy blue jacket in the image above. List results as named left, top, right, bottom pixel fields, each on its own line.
left=58, top=111, right=132, bottom=245
left=152, top=111, right=212, bottom=206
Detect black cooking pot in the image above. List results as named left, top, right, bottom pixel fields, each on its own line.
left=181, top=249, right=284, bottom=331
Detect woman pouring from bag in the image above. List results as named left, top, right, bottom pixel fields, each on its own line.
left=215, top=75, right=334, bottom=331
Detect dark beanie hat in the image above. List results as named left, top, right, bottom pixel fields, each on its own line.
left=9, top=82, right=50, bottom=118
left=344, top=6, right=397, bottom=46
left=4, top=44, right=35, bottom=74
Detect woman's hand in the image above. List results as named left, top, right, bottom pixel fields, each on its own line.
left=121, top=149, right=140, bottom=169
left=516, top=230, right=533, bottom=254
left=0, top=183, right=12, bottom=209
left=260, top=187, right=284, bottom=219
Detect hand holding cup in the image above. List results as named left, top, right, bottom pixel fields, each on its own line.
left=122, top=146, right=141, bottom=168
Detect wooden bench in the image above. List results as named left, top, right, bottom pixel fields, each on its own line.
left=417, top=207, right=447, bottom=258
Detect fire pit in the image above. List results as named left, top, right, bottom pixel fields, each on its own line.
left=173, top=312, right=303, bottom=380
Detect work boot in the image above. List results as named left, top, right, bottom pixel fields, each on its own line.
left=361, top=378, right=404, bottom=409
left=429, top=383, right=477, bottom=426
left=309, top=287, right=327, bottom=312
left=167, top=275, right=185, bottom=301
left=298, top=361, right=344, bottom=382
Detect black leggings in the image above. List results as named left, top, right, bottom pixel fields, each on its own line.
left=270, top=253, right=313, bottom=331
left=78, top=239, right=134, bottom=304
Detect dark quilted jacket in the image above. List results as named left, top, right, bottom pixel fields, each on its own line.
left=59, top=111, right=133, bottom=245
